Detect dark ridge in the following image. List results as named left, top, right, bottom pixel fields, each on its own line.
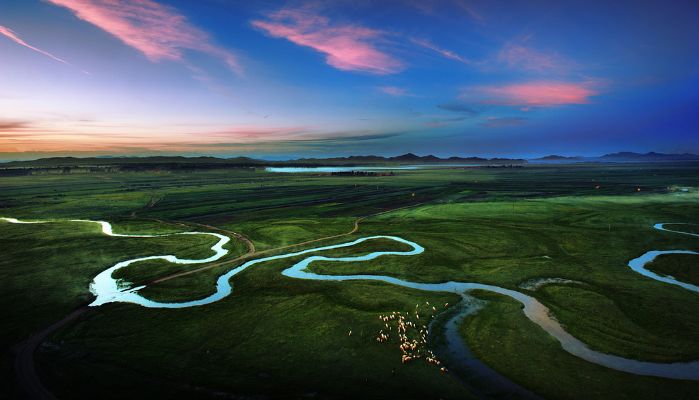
left=535, top=155, right=584, bottom=161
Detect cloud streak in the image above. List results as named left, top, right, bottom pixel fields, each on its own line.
left=252, top=7, right=403, bottom=75
left=425, top=116, right=470, bottom=128
left=411, top=38, right=471, bottom=65
left=0, top=120, right=32, bottom=131
left=481, top=117, right=527, bottom=128
left=378, top=86, right=409, bottom=96
left=437, top=103, right=479, bottom=116
left=454, top=0, right=484, bottom=22
left=406, top=0, right=484, bottom=22
left=0, top=25, right=70, bottom=65
left=47, top=0, right=241, bottom=74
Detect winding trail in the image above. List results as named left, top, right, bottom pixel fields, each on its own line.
left=13, top=307, right=88, bottom=400
left=2, top=216, right=699, bottom=399
left=145, top=202, right=422, bottom=286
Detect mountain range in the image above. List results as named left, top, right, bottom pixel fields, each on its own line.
left=1, top=152, right=698, bottom=170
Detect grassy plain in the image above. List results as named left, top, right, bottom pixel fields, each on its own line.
left=1, top=163, right=698, bottom=399
left=647, top=253, right=699, bottom=286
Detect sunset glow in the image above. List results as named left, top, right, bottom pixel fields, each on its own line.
left=1, top=1, right=697, bottom=160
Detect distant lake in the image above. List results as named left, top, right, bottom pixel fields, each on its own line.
left=265, top=165, right=479, bottom=173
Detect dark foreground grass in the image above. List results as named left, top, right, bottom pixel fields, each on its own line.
left=39, top=267, right=468, bottom=399
left=646, top=253, right=699, bottom=286
left=461, top=290, right=699, bottom=400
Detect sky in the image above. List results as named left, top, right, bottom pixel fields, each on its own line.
left=1, top=0, right=698, bottom=160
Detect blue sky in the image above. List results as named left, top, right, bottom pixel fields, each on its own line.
left=1, top=0, right=697, bottom=160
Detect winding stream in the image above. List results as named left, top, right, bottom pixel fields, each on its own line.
left=627, top=223, right=699, bottom=293
left=1, top=217, right=698, bottom=381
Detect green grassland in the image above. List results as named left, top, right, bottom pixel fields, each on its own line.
left=647, top=253, right=699, bottom=286
left=1, top=163, right=698, bottom=399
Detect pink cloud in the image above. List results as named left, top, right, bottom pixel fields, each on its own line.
left=411, top=38, right=471, bottom=65
left=462, top=81, right=601, bottom=108
left=0, top=24, right=69, bottom=65
left=252, top=7, right=403, bottom=75
left=378, top=86, right=408, bottom=96
left=47, top=0, right=241, bottom=74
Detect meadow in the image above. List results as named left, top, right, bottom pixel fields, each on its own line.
left=1, top=163, right=698, bottom=399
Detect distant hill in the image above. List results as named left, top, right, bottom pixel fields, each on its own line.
left=299, top=153, right=510, bottom=165
left=0, top=156, right=264, bottom=166
left=529, top=152, right=699, bottom=163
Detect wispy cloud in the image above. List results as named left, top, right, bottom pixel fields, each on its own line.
left=437, top=103, right=479, bottom=116
left=47, top=0, right=242, bottom=75
left=252, top=7, right=403, bottom=75
left=193, top=126, right=309, bottom=142
left=428, top=103, right=479, bottom=127
left=481, top=116, right=527, bottom=128
left=425, top=115, right=471, bottom=128
left=190, top=131, right=405, bottom=148
left=0, top=25, right=74, bottom=66
left=461, top=81, right=601, bottom=108
left=0, top=120, right=32, bottom=131
left=411, top=37, right=471, bottom=65
left=497, top=41, right=572, bottom=73
left=378, top=86, right=409, bottom=96
left=454, top=0, right=484, bottom=22
left=405, top=0, right=484, bottom=22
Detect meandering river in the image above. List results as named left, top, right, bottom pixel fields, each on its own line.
left=1, top=217, right=698, bottom=380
